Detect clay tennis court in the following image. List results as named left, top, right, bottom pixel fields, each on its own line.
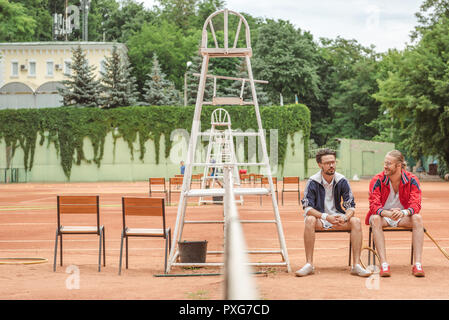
left=0, top=179, right=448, bottom=300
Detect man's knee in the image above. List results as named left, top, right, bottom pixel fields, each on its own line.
left=350, top=216, right=361, bottom=230
left=370, top=214, right=383, bottom=228
left=305, top=215, right=317, bottom=228
left=411, top=214, right=423, bottom=228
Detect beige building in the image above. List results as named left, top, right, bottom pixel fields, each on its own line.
left=0, top=42, right=127, bottom=109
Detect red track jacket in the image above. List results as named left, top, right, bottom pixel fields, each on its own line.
left=365, top=170, right=422, bottom=225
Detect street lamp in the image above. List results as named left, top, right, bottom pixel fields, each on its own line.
left=184, top=61, right=192, bottom=106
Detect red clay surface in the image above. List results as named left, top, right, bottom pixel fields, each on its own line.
left=0, top=179, right=448, bottom=300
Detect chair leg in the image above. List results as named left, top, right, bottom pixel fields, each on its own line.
left=118, top=230, right=124, bottom=275
left=164, top=234, right=169, bottom=274
left=98, top=228, right=102, bottom=272
left=103, top=227, right=106, bottom=267
left=368, top=227, right=372, bottom=266
left=281, top=191, right=284, bottom=206
left=348, top=237, right=352, bottom=266
left=126, top=235, right=129, bottom=269
left=411, top=243, right=414, bottom=265
left=59, top=234, right=63, bottom=266
left=168, top=229, right=172, bottom=252
left=53, top=228, right=59, bottom=272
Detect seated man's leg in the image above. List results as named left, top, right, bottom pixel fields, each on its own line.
left=349, top=217, right=363, bottom=266
left=304, top=215, right=324, bottom=264
left=295, top=215, right=323, bottom=276
left=398, top=214, right=424, bottom=264
left=369, top=215, right=389, bottom=264
left=321, top=217, right=362, bottom=265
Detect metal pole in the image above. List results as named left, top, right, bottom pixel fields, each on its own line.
left=184, top=72, right=187, bottom=106
left=184, top=61, right=192, bottom=107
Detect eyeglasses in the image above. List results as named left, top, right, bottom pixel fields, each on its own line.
left=322, top=160, right=337, bottom=166
left=384, top=161, right=399, bottom=167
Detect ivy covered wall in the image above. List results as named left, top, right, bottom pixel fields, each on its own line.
left=0, top=104, right=310, bottom=181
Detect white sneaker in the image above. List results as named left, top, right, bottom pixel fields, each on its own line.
left=350, top=264, right=372, bottom=277
left=295, top=263, right=315, bottom=277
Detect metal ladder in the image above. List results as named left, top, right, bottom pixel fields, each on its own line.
left=199, top=108, right=243, bottom=205
left=166, top=8, right=291, bottom=273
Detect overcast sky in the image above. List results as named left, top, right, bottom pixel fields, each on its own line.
left=141, top=0, right=424, bottom=53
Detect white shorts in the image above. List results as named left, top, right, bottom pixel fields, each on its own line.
left=369, top=215, right=402, bottom=228
left=305, top=213, right=346, bottom=230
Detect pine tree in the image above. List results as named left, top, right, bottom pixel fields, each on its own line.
left=59, top=45, right=100, bottom=107
left=143, top=53, right=182, bottom=105
left=99, top=45, right=139, bottom=108
left=185, top=53, right=214, bottom=105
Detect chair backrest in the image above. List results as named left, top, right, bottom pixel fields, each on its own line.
left=170, top=177, right=184, bottom=187
left=211, top=108, right=232, bottom=126
left=149, top=178, right=166, bottom=185
left=201, top=9, right=252, bottom=57
left=149, top=178, right=166, bottom=192
left=191, top=174, right=202, bottom=180
left=261, top=177, right=277, bottom=185
left=57, top=195, right=100, bottom=230
left=122, top=197, right=166, bottom=232
left=283, top=176, right=299, bottom=186
left=240, top=174, right=250, bottom=181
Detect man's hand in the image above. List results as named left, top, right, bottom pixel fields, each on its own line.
left=390, top=209, right=404, bottom=221
left=382, top=208, right=403, bottom=220
left=325, top=214, right=339, bottom=225
left=334, top=215, right=347, bottom=226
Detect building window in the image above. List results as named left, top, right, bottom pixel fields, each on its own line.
left=64, top=60, right=71, bottom=76
left=46, top=61, right=54, bottom=76
left=100, top=59, right=106, bottom=74
left=29, top=61, right=36, bottom=77
left=11, top=61, right=19, bottom=77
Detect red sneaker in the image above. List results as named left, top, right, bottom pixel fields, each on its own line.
left=412, top=263, right=425, bottom=277
left=380, top=263, right=391, bottom=277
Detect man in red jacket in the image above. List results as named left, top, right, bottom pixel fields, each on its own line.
left=366, top=150, right=425, bottom=277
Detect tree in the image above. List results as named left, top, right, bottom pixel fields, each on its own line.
left=0, top=0, right=37, bottom=41
left=374, top=17, right=449, bottom=171
left=319, top=37, right=381, bottom=141
left=185, top=53, right=214, bottom=105
left=92, top=0, right=155, bottom=42
left=155, top=0, right=197, bottom=31
left=154, top=0, right=225, bottom=31
left=252, top=19, right=322, bottom=106
left=59, top=45, right=100, bottom=107
left=99, top=45, right=139, bottom=108
left=127, top=20, right=200, bottom=90
left=142, top=53, right=182, bottom=105
left=412, top=0, right=449, bottom=40
left=9, top=0, right=52, bottom=40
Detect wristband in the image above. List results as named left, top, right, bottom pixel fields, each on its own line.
left=321, top=213, right=328, bottom=221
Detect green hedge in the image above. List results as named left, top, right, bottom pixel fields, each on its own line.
left=0, top=104, right=310, bottom=179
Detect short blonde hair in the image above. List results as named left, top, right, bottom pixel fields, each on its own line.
left=386, top=150, right=407, bottom=169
